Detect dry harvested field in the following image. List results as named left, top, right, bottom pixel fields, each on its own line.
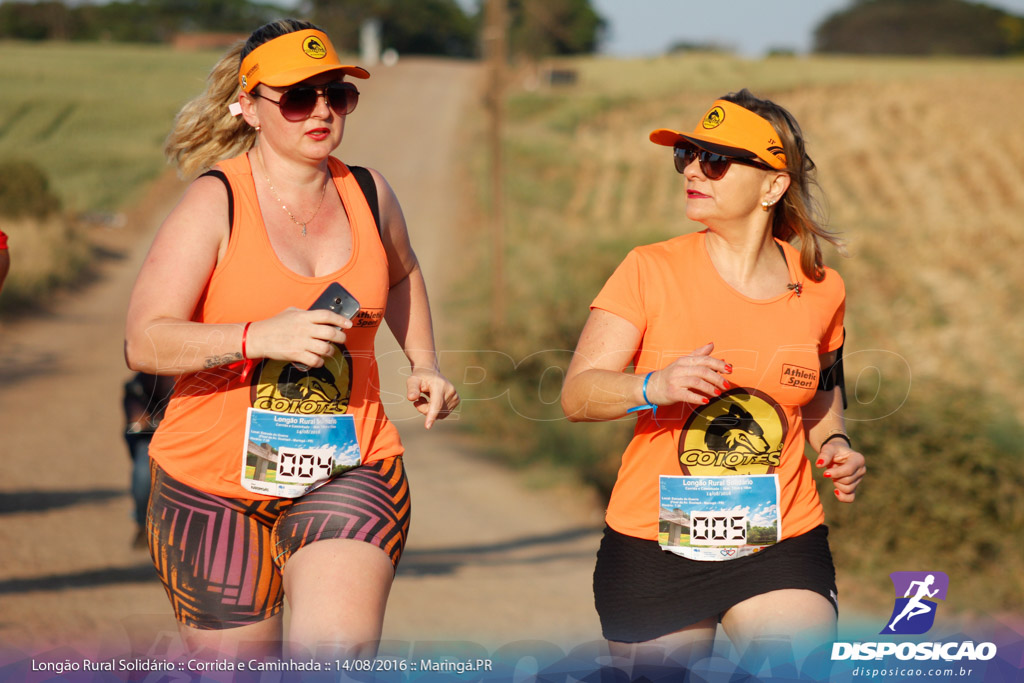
left=553, top=66, right=1024, bottom=412
left=470, top=54, right=1024, bottom=615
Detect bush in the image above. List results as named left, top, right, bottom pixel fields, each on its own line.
left=0, top=159, right=62, bottom=220
left=826, top=380, right=1024, bottom=613
left=0, top=158, right=91, bottom=313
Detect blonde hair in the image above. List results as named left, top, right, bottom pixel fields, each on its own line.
left=723, top=89, right=846, bottom=282
left=164, top=19, right=319, bottom=179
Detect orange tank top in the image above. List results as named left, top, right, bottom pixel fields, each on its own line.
left=148, top=154, right=403, bottom=499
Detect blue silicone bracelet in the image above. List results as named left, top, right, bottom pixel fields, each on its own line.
left=626, top=371, right=657, bottom=416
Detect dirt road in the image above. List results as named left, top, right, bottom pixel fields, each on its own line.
left=0, top=59, right=605, bottom=661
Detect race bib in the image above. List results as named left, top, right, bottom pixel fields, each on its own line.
left=659, top=474, right=780, bottom=561
left=241, top=407, right=362, bottom=498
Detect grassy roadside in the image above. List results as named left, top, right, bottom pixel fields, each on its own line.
left=0, top=41, right=220, bottom=211
left=0, top=41, right=220, bottom=312
left=456, top=52, right=1024, bottom=615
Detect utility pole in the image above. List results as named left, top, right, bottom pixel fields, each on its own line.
left=483, top=0, right=507, bottom=337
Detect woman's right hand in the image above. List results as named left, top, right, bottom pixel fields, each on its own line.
left=645, top=342, right=732, bottom=406
left=245, top=307, right=353, bottom=368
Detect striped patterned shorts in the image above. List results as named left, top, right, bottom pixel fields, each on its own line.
left=146, top=456, right=410, bottom=630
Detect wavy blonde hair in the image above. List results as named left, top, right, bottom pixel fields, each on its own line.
left=164, top=19, right=320, bottom=179
left=723, top=89, right=846, bottom=282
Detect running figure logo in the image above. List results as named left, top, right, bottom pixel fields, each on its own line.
left=881, top=571, right=949, bottom=635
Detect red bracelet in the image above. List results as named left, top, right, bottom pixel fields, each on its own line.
left=241, top=321, right=252, bottom=359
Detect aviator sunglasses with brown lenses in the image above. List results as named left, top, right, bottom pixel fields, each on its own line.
left=252, top=81, right=360, bottom=121
left=673, top=143, right=772, bottom=180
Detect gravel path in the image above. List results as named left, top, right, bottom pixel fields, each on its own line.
left=0, top=58, right=605, bottom=662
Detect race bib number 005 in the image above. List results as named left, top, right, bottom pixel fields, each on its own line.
left=659, top=474, right=780, bottom=561
left=689, top=510, right=748, bottom=546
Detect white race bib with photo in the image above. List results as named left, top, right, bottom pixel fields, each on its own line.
left=241, top=407, right=361, bottom=498
left=658, top=474, right=781, bottom=561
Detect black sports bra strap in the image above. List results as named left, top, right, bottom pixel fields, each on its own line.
left=198, top=169, right=233, bottom=234
left=348, top=165, right=381, bottom=236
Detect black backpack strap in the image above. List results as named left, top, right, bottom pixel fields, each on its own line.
left=198, top=169, right=233, bottom=234
left=198, top=166, right=377, bottom=238
left=348, top=165, right=381, bottom=236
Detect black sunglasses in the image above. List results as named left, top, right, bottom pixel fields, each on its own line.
left=253, top=82, right=359, bottom=121
left=673, top=143, right=771, bottom=180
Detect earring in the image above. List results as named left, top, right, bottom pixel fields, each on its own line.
left=255, top=125, right=261, bottom=133
left=761, top=199, right=776, bottom=211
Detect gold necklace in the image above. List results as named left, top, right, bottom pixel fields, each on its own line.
left=257, top=149, right=328, bottom=236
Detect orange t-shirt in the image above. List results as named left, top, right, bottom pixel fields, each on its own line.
left=591, top=230, right=845, bottom=542
left=149, top=154, right=403, bottom=499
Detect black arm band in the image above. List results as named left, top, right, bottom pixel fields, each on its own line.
left=818, top=335, right=847, bottom=409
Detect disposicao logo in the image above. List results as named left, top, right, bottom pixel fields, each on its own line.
left=831, top=570, right=997, bottom=663
left=882, top=570, right=948, bottom=635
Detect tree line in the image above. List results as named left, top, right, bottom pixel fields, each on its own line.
left=2, top=0, right=1022, bottom=57
left=0, top=0, right=606, bottom=59
left=815, top=0, right=1024, bottom=55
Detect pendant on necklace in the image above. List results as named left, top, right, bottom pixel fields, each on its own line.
left=301, top=223, right=307, bottom=237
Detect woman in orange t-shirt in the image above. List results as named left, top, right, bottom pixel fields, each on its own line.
left=125, top=19, right=458, bottom=660
left=562, top=90, right=865, bottom=663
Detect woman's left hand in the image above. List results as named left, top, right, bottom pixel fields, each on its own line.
left=817, top=441, right=866, bottom=503
left=406, top=367, right=460, bottom=429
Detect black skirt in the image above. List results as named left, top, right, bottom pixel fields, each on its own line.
left=593, top=524, right=838, bottom=643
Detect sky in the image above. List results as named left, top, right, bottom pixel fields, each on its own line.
left=585, top=0, right=1024, bottom=58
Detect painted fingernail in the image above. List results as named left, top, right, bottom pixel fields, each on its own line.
left=725, top=364, right=733, bottom=373
left=702, top=398, right=709, bottom=404
left=834, top=489, right=841, bottom=497
left=723, top=380, right=731, bottom=389
left=823, top=471, right=832, bottom=478
left=816, top=459, right=824, bottom=467
left=714, top=389, right=721, bottom=396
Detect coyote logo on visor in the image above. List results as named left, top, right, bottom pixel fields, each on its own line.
left=702, top=106, right=726, bottom=129
left=303, top=36, right=328, bottom=59
left=678, top=388, right=786, bottom=476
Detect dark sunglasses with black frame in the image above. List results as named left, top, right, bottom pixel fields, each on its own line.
left=252, top=81, right=360, bottom=121
left=673, top=143, right=773, bottom=180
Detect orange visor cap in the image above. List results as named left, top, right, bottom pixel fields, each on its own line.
left=650, top=100, right=787, bottom=170
left=239, top=29, right=369, bottom=93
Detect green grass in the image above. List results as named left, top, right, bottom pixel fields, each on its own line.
left=0, top=41, right=222, bottom=212
left=0, top=41, right=235, bottom=313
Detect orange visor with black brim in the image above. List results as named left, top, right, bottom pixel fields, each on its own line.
left=238, top=29, right=369, bottom=93
left=650, top=100, right=787, bottom=170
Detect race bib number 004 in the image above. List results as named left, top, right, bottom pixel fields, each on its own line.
left=659, top=474, right=780, bottom=561
left=275, top=448, right=334, bottom=484
left=241, top=408, right=362, bottom=498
